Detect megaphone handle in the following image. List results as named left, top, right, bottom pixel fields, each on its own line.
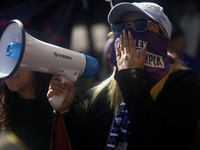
left=49, top=68, right=79, bottom=110
left=49, top=77, right=69, bottom=110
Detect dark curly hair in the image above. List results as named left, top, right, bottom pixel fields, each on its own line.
left=0, top=72, right=53, bottom=130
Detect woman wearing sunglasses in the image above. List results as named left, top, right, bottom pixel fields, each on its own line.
left=48, top=2, right=200, bottom=150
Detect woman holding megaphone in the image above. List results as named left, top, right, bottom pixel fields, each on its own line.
left=0, top=30, right=54, bottom=150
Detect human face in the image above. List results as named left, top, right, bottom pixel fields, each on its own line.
left=4, top=71, right=37, bottom=98
left=122, top=12, right=160, bottom=34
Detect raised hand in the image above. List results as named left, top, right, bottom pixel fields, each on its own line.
left=116, top=30, right=146, bottom=71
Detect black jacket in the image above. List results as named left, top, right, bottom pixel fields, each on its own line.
left=49, top=102, right=86, bottom=150
left=77, top=68, right=200, bottom=150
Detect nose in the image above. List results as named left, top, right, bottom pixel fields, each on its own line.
left=126, top=22, right=132, bottom=28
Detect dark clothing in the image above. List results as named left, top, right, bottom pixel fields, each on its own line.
left=12, top=95, right=53, bottom=150
left=49, top=102, right=86, bottom=150
left=12, top=96, right=86, bottom=150
left=77, top=68, right=200, bottom=150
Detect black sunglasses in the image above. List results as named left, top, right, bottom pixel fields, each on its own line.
left=111, top=18, right=158, bottom=34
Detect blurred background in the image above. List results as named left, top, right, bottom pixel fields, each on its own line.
left=0, top=0, right=200, bottom=95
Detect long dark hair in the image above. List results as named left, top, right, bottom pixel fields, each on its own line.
left=0, top=72, right=53, bottom=130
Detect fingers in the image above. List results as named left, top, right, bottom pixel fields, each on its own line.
left=116, top=35, right=122, bottom=60
left=47, top=89, right=64, bottom=99
left=61, top=82, right=76, bottom=112
left=116, top=31, right=130, bottom=58
left=140, top=44, right=147, bottom=68
left=51, top=77, right=65, bottom=88
left=50, top=78, right=66, bottom=91
left=123, top=30, right=129, bottom=54
left=49, top=82, right=66, bottom=94
left=140, top=44, right=147, bottom=59
left=64, top=81, right=75, bottom=94
left=52, top=74, right=62, bottom=81
left=116, top=45, right=121, bottom=59
left=47, top=84, right=67, bottom=99
left=47, top=75, right=67, bottom=99
left=128, top=31, right=137, bottom=57
left=47, top=81, right=75, bottom=99
left=119, top=34, right=123, bottom=54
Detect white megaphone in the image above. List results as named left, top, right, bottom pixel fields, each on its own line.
left=0, top=19, right=99, bottom=109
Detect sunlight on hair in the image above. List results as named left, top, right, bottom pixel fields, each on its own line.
left=88, top=67, right=123, bottom=114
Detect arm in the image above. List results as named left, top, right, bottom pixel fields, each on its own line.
left=115, top=30, right=200, bottom=146
left=47, top=75, right=78, bottom=149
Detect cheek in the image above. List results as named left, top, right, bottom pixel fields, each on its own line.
left=147, top=25, right=159, bottom=34
left=5, top=80, right=22, bottom=91
left=5, top=77, right=35, bottom=92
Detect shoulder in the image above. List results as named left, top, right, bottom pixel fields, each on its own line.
left=71, top=102, right=86, bottom=126
left=162, top=69, right=200, bottom=95
left=72, top=102, right=86, bottom=114
left=168, top=69, right=200, bottom=84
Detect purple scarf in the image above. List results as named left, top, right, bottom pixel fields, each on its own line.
left=110, top=27, right=171, bottom=89
left=106, top=100, right=131, bottom=150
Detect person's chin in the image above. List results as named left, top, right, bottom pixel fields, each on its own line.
left=7, top=87, right=18, bottom=92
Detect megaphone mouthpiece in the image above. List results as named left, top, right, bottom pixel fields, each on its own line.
left=6, top=41, right=21, bottom=60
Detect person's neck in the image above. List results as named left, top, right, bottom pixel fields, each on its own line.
left=17, top=89, right=37, bottom=99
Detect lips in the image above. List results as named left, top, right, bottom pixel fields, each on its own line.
left=5, top=76, right=19, bottom=81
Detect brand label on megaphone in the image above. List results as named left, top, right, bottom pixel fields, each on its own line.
left=54, top=52, right=72, bottom=60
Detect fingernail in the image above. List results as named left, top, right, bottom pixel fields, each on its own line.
left=128, top=31, right=130, bottom=35
left=57, top=92, right=62, bottom=95
left=60, top=79, right=65, bottom=84
left=143, top=43, right=147, bottom=49
left=62, top=90, right=67, bottom=94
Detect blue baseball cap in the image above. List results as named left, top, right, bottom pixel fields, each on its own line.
left=108, top=2, right=172, bottom=38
